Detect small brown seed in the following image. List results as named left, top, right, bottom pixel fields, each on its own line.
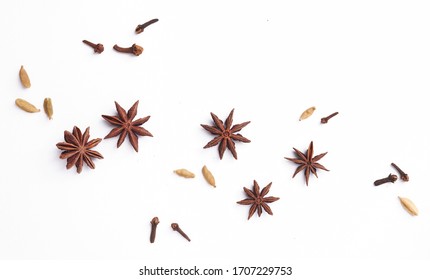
left=15, top=98, right=40, bottom=113
left=398, top=196, right=418, bottom=216
left=174, top=169, right=195, bottom=178
left=202, top=165, right=216, bottom=187
left=299, top=106, right=316, bottom=121
left=43, top=98, right=53, bottom=120
left=19, top=65, right=31, bottom=88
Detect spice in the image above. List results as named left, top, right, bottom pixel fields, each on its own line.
left=285, top=141, right=329, bottom=186
left=373, top=174, right=397, bottom=186
left=201, top=109, right=250, bottom=159
left=135, top=19, right=159, bottom=34
left=237, top=180, right=279, bottom=220
left=56, top=126, right=103, bottom=173
left=398, top=196, right=418, bottom=216
left=299, top=106, right=315, bottom=121
left=391, top=163, right=409, bottom=182
left=174, top=169, right=195, bottom=178
left=171, top=223, right=191, bottom=242
left=113, top=44, right=143, bottom=56
left=150, top=217, right=159, bottom=243
left=82, top=40, right=104, bottom=54
left=102, top=101, right=153, bottom=152
left=19, top=65, right=31, bottom=88
left=202, top=165, right=216, bottom=187
left=43, top=97, right=53, bottom=119
left=321, top=112, right=338, bottom=124
left=15, top=98, right=40, bottom=113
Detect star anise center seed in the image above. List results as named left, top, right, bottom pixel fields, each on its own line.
left=222, top=130, right=231, bottom=138
left=256, top=197, right=263, bottom=204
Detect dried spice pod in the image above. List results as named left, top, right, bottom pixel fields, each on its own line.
left=237, top=180, right=279, bottom=220
left=43, top=97, right=53, bottom=119
left=398, top=196, right=418, bottom=216
left=15, top=98, right=40, bottom=113
left=202, top=165, right=216, bottom=187
left=56, top=126, right=103, bottom=174
left=299, top=106, right=316, bottom=121
left=19, top=65, right=31, bottom=88
left=174, top=169, right=195, bottom=178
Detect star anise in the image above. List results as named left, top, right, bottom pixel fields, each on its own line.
left=285, top=141, right=329, bottom=186
left=237, top=180, right=279, bottom=220
left=201, top=109, right=250, bottom=159
left=102, top=100, right=153, bottom=152
left=56, top=126, right=103, bottom=174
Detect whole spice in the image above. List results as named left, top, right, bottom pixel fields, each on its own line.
left=398, top=196, right=418, bottom=216
left=321, top=112, right=338, bottom=124
left=391, top=163, right=409, bottom=182
left=174, top=169, right=195, bottom=178
left=19, top=65, right=31, bottom=88
left=285, top=141, right=329, bottom=186
left=56, top=126, right=103, bottom=173
left=82, top=40, right=104, bottom=54
left=102, top=101, right=153, bottom=152
left=299, top=106, right=315, bottom=121
left=171, top=223, right=191, bottom=242
left=373, top=173, right=397, bottom=186
left=15, top=98, right=40, bottom=113
left=43, top=97, right=53, bottom=119
left=202, top=165, right=216, bottom=187
left=201, top=109, right=251, bottom=159
left=135, top=18, right=159, bottom=34
left=150, top=217, right=159, bottom=243
left=113, top=44, right=143, bottom=56
left=237, top=180, right=279, bottom=220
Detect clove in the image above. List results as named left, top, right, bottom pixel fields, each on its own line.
left=374, top=173, right=397, bottom=186
left=150, top=217, right=159, bottom=243
left=82, top=40, right=104, bottom=54
left=171, top=223, right=191, bottom=242
left=113, top=44, right=143, bottom=56
left=391, top=163, right=409, bottom=182
left=321, top=112, right=339, bottom=124
left=135, top=19, right=159, bottom=34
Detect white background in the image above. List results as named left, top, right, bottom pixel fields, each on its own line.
left=1, top=0, right=430, bottom=277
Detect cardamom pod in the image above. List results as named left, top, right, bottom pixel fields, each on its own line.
left=398, top=196, right=418, bottom=216
left=299, top=106, right=316, bottom=121
left=43, top=97, right=53, bottom=119
left=174, top=169, right=195, bottom=178
left=202, top=165, right=216, bottom=187
left=15, top=98, right=40, bottom=113
left=19, top=65, right=31, bottom=88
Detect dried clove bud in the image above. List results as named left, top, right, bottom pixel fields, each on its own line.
left=113, top=44, right=143, bottom=56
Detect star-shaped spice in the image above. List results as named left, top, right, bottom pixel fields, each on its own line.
left=56, top=126, right=103, bottom=174
left=201, top=109, right=250, bottom=159
left=285, top=141, right=329, bottom=186
left=102, top=100, right=153, bottom=152
left=237, top=180, right=279, bottom=220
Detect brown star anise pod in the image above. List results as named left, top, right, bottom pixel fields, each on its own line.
left=201, top=109, right=250, bottom=159
left=102, top=100, right=153, bottom=152
left=237, top=180, right=279, bottom=220
left=285, top=141, right=329, bottom=186
left=56, top=126, right=103, bottom=174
